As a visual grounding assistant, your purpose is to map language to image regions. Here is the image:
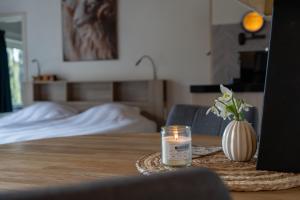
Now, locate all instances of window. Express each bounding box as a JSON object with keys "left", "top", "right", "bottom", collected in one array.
[
  {"left": 0, "top": 15, "right": 25, "bottom": 109},
  {"left": 6, "top": 39, "right": 23, "bottom": 108}
]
